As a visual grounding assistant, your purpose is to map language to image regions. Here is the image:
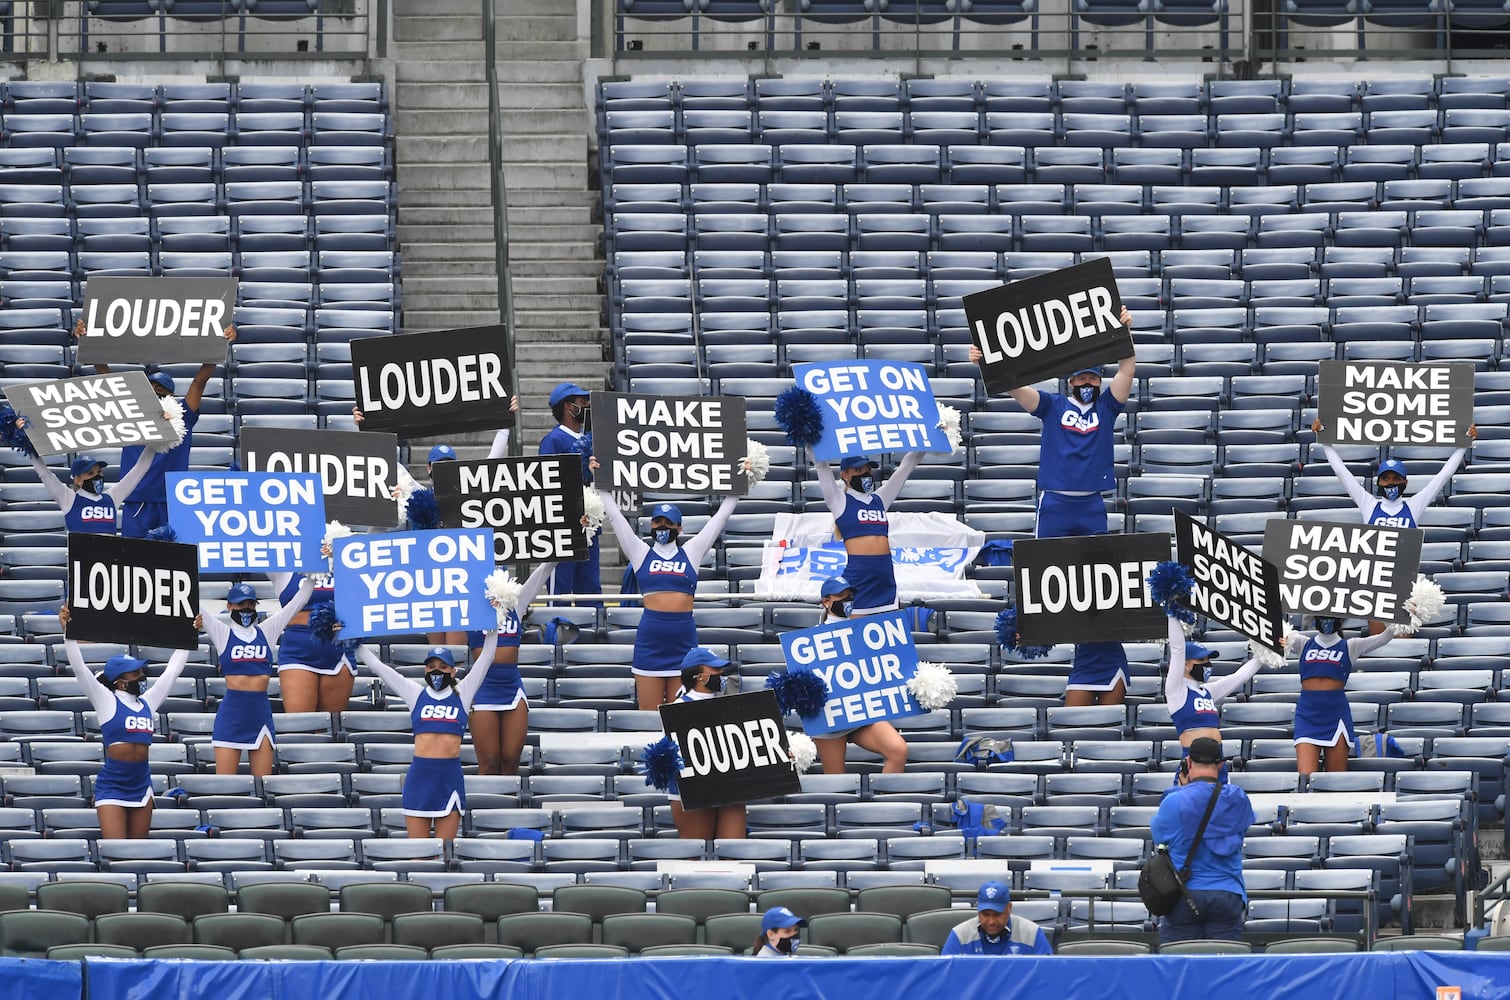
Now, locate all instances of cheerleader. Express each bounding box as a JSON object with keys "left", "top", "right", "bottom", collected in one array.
[
  {"left": 812, "top": 576, "right": 908, "bottom": 774},
  {"left": 810, "top": 451, "right": 922, "bottom": 617},
  {"left": 355, "top": 632, "right": 499, "bottom": 840},
  {"left": 201, "top": 578, "right": 314, "bottom": 776},
  {"left": 667, "top": 647, "right": 746, "bottom": 840},
  {"left": 465, "top": 561, "right": 555, "bottom": 775},
  {"left": 25, "top": 449, "right": 154, "bottom": 535},
  {"left": 59, "top": 607, "right": 194, "bottom": 839},
  {"left": 1293, "top": 616, "right": 1397, "bottom": 776},
  {"left": 269, "top": 572, "right": 355, "bottom": 714},
  {"left": 1312, "top": 419, "right": 1475, "bottom": 529},
  {"left": 1164, "top": 615, "right": 1263, "bottom": 752}
]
